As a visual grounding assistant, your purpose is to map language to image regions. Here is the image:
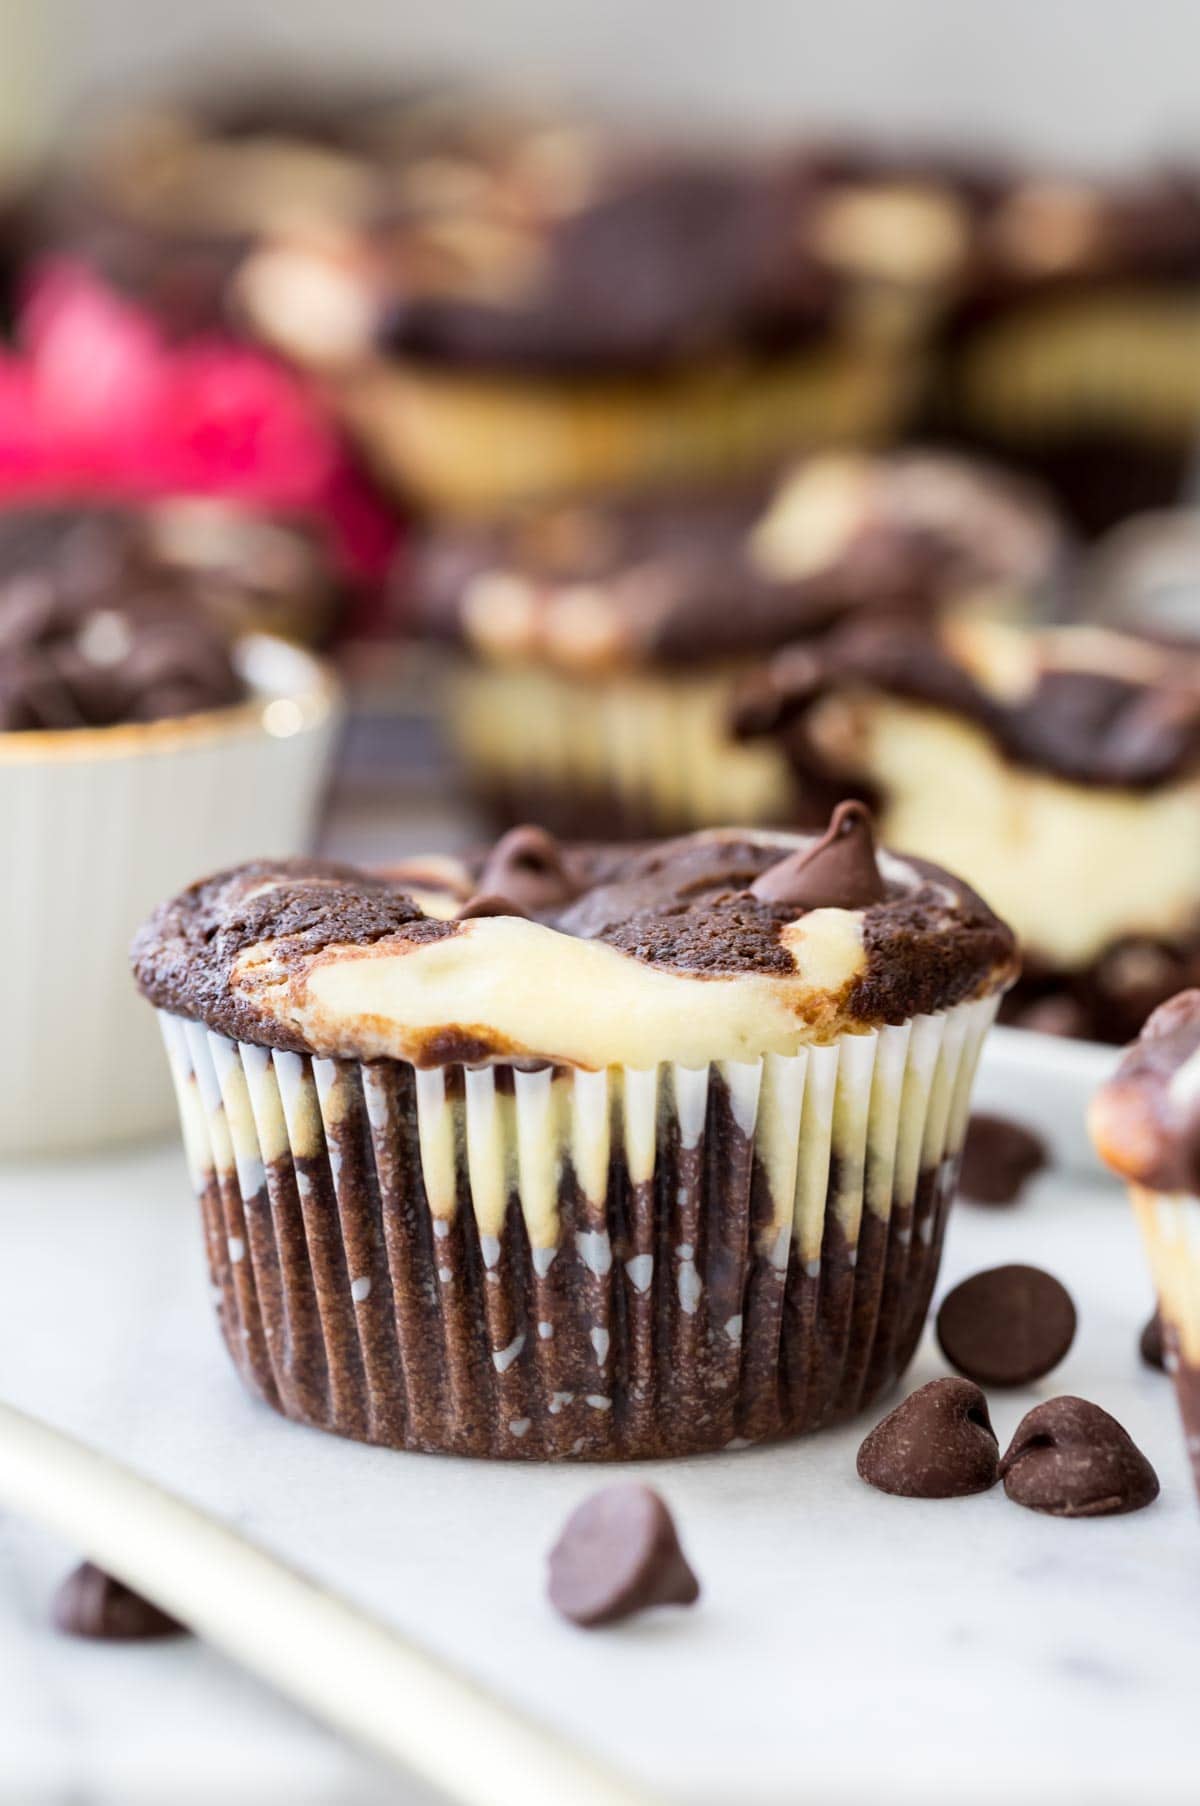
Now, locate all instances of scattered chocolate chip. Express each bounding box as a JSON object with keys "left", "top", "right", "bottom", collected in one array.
[
  {"left": 547, "top": 1485, "right": 700, "bottom": 1627},
  {"left": 455, "top": 892, "right": 531, "bottom": 921},
  {"left": 999, "top": 1396, "right": 1160, "bottom": 1517},
  {"left": 958, "top": 1113, "right": 1047, "bottom": 1205},
  {"left": 52, "top": 1562, "right": 187, "bottom": 1641},
  {"left": 1140, "top": 1307, "right": 1167, "bottom": 1372},
  {"left": 856, "top": 1377, "right": 1000, "bottom": 1498},
  {"left": 937, "top": 1264, "right": 1076, "bottom": 1387},
  {"left": 478, "top": 825, "right": 578, "bottom": 911},
  {"left": 749, "top": 799, "right": 885, "bottom": 910}
]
